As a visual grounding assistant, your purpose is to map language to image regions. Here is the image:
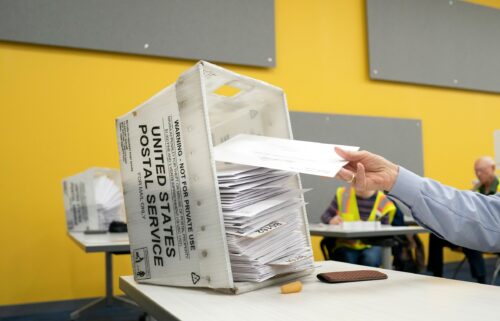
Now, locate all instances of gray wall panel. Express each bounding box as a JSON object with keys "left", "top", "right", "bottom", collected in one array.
[
  {"left": 0, "top": 0, "right": 275, "bottom": 67},
  {"left": 290, "top": 112, "right": 423, "bottom": 223},
  {"left": 366, "top": 0, "right": 500, "bottom": 93}
]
